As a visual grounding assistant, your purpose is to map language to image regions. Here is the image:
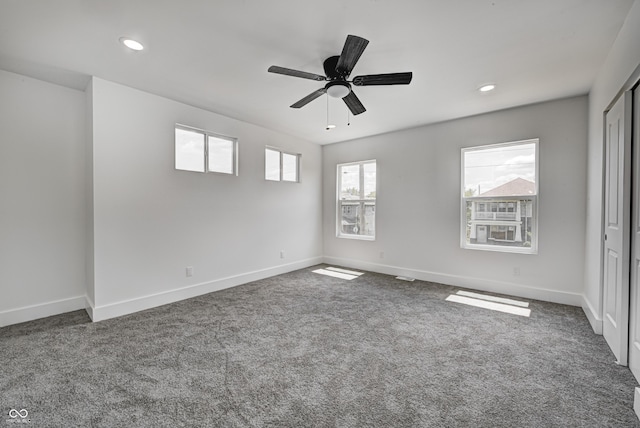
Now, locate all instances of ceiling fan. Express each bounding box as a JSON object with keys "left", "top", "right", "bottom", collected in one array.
[{"left": 268, "top": 35, "right": 412, "bottom": 116}]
